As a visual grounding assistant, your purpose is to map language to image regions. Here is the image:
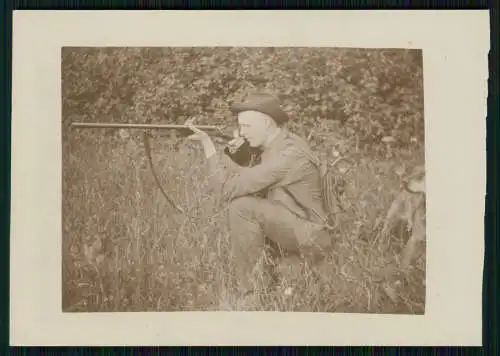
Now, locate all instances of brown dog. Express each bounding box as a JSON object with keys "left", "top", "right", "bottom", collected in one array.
[{"left": 381, "top": 165, "right": 426, "bottom": 269}]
